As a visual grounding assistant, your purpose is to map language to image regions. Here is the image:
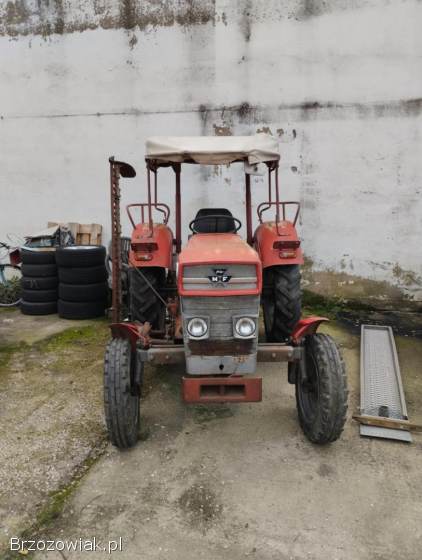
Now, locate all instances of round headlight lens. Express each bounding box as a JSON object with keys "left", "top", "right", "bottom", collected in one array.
[
  {"left": 235, "top": 317, "right": 256, "bottom": 338},
  {"left": 187, "top": 318, "right": 208, "bottom": 338}
]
